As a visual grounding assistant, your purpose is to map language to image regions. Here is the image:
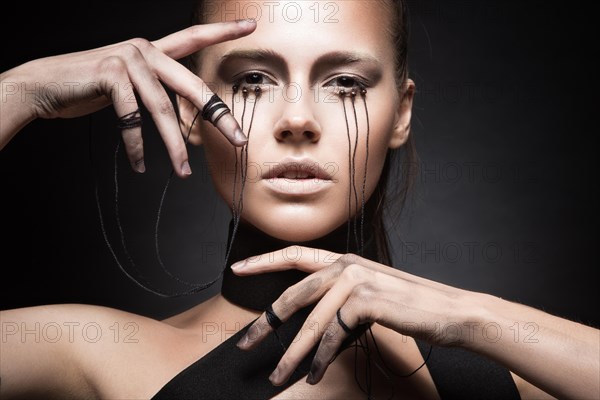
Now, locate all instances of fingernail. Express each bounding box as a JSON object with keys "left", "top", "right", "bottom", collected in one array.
[
  {"left": 306, "top": 371, "right": 316, "bottom": 385},
  {"left": 236, "top": 334, "right": 249, "bottom": 349},
  {"left": 134, "top": 159, "right": 145, "bottom": 173},
  {"left": 231, "top": 259, "right": 246, "bottom": 270},
  {"left": 181, "top": 161, "right": 192, "bottom": 175},
  {"left": 234, "top": 128, "right": 248, "bottom": 145},
  {"left": 269, "top": 367, "right": 281, "bottom": 385},
  {"left": 236, "top": 18, "right": 256, "bottom": 27}
]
